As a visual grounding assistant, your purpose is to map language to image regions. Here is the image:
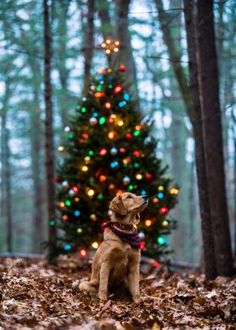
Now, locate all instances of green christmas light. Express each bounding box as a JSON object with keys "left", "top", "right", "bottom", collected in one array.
[
  {"left": 50, "top": 220, "right": 55, "bottom": 227},
  {"left": 133, "top": 130, "right": 141, "bottom": 137},
  {"left": 65, "top": 200, "right": 71, "bottom": 206},
  {"left": 96, "top": 85, "right": 103, "bottom": 91},
  {"left": 81, "top": 106, "right": 87, "bottom": 113},
  {"left": 134, "top": 162, "right": 140, "bottom": 169},
  {"left": 67, "top": 133, "right": 74, "bottom": 140},
  {"left": 128, "top": 184, "right": 134, "bottom": 191},
  {"left": 99, "top": 117, "right": 106, "bottom": 125},
  {"left": 88, "top": 150, "right": 94, "bottom": 156},
  {"left": 108, "top": 84, "right": 113, "bottom": 89},
  {"left": 97, "top": 193, "right": 104, "bottom": 200},
  {"left": 157, "top": 236, "right": 167, "bottom": 245}
]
